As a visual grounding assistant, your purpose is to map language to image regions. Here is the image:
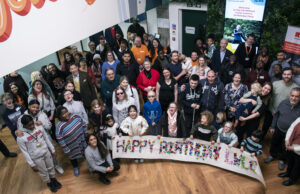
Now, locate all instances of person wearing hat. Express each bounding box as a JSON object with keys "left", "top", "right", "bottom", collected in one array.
[{"left": 127, "top": 17, "right": 145, "bottom": 41}]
